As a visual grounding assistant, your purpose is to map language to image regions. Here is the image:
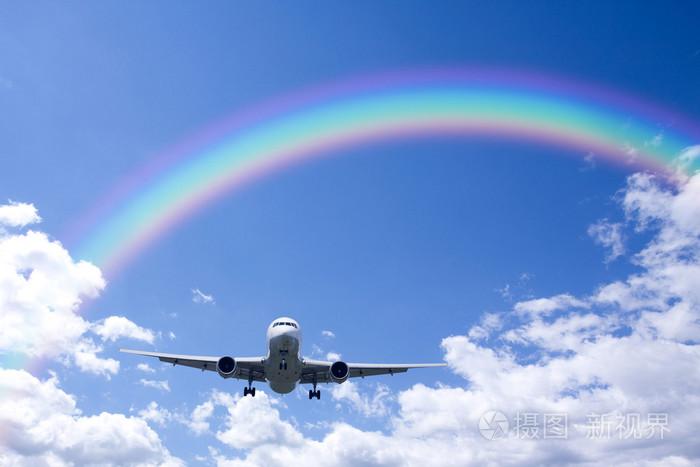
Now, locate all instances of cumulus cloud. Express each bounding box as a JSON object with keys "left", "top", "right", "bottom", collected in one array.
[
  {"left": 0, "top": 203, "right": 183, "bottom": 465},
  {"left": 437, "top": 171, "right": 700, "bottom": 464},
  {"left": 92, "top": 316, "right": 156, "bottom": 344},
  {"left": 514, "top": 293, "right": 589, "bottom": 317},
  {"left": 0, "top": 206, "right": 116, "bottom": 375},
  {"left": 187, "top": 398, "right": 216, "bottom": 435},
  {"left": 0, "top": 202, "right": 163, "bottom": 379},
  {"left": 6, "top": 168, "right": 700, "bottom": 467},
  {"left": 138, "top": 402, "right": 175, "bottom": 427},
  {"left": 199, "top": 170, "right": 700, "bottom": 466},
  {"left": 329, "top": 380, "right": 393, "bottom": 418},
  {"left": 137, "top": 363, "right": 156, "bottom": 373},
  {"left": 0, "top": 200, "right": 41, "bottom": 228},
  {"left": 675, "top": 145, "right": 700, "bottom": 173},
  {"left": 0, "top": 368, "right": 182, "bottom": 466},
  {"left": 588, "top": 218, "right": 626, "bottom": 263},
  {"left": 191, "top": 390, "right": 303, "bottom": 451},
  {"left": 468, "top": 311, "right": 503, "bottom": 340},
  {"left": 72, "top": 339, "right": 120, "bottom": 378},
  {"left": 322, "top": 330, "right": 336, "bottom": 338}
]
